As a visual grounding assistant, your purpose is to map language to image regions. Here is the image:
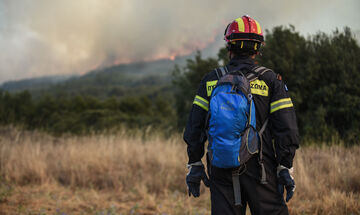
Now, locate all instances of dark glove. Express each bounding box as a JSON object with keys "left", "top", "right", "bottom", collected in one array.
[
  {"left": 186, "top": 161, "right": 210, "bottom": 197},
  {"left": 277, "top": 165, "right": 296, "bottom": 202}
]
